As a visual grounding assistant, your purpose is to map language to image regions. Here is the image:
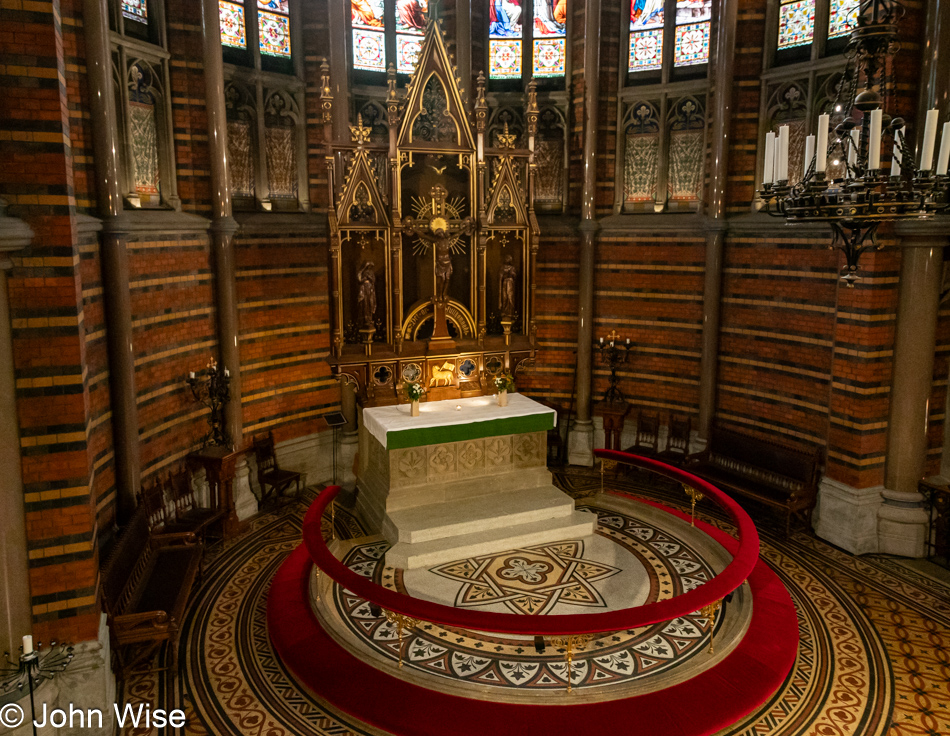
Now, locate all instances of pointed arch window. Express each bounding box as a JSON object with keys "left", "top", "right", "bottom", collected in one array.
[
  {"left": 487, "top": 1, "right": 568, "bottom": 87},
  {"left": 351, "top": 1, "right": 427, "bottom": 76}
]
